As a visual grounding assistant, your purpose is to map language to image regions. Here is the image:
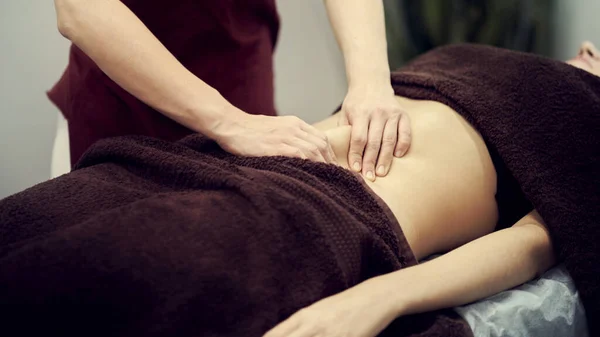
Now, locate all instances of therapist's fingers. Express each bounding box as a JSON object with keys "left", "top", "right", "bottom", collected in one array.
[
  {"left": 337, "top": 109, "right": 350, "bottom": 126},
  {"left": 301, "top": 131, "right": 337, "bottom": 164},
  {"left": 298, "top": 122, "right": 337, "bottom": 164},
  {"left": 287, "top": 136, "right": 328, "bottom": 163},
  {"left": 347, "top": 116, "right": 369, "bottom": 173},
  {"left": 395, "top": 112, "right": 411, "bottom": 157},
  {"left": 278, "top": 144, "right": 308, "bottom": 160},
  {"left": 361, "top": 115, "right": 386, "bottom": 181},
  {"left": 325, "top": 139, "right": 338, "bottom": 165},
  {"left": 376, "top": 116, "right": 400, "bottom": 177}
]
